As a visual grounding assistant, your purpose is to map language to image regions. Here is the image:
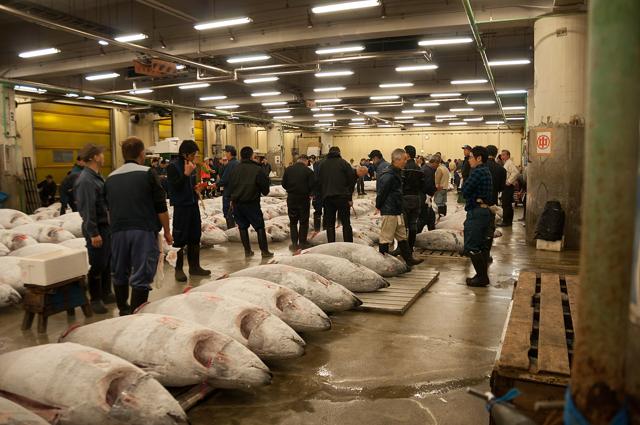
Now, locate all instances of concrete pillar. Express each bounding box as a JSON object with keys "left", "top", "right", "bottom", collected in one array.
[
  {"left": 526, "top": 14, "right": 587, "bottom": 249},
  {"left": 266, "top": 124, "right": 284, "bottom": 176},
  {"left": 320, "top": 132, "right": 333, "bottom": 154},
  {"left": 0, "top": 86, "right": 25, "bottom": 210},
  {"left": 172, "top": 110, "right": 194, "bottom": 141}
]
